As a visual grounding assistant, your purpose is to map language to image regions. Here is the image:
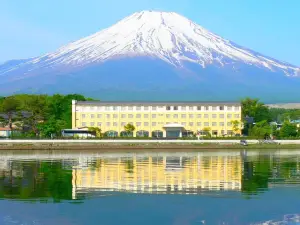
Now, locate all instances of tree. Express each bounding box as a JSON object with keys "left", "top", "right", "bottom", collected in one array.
[
  {"left": 48, "top": 94, "right": 87, "bottom": 129},
  {"left": 280, "top": 121, "right": 298, "bottom": 138},
  {"left": 124, "top": 123, "right": 135, "bottom": 137},
  {"left": 0, "top": 96, "right": 20, "bottom": 129},
  {"left": 202, "top": 127, "right": 211, "bottom": 137},
  {"left": 249, "top": 120, "right": 272, "bottom": 139},
  {"left": 88, "top": 127, "right": 102, "bottom": 138},
  {"left": 231, "top": 120, "right": 241, "bottom": 135},
  {"left": 23, "top": 95, "right": 48, "bottom": 136},
  {"left": 38, "top": 118, "right": 67, "bottom": 138},
  {"left": 241, "top": 98, "right": 271, "bottom": 123}
]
